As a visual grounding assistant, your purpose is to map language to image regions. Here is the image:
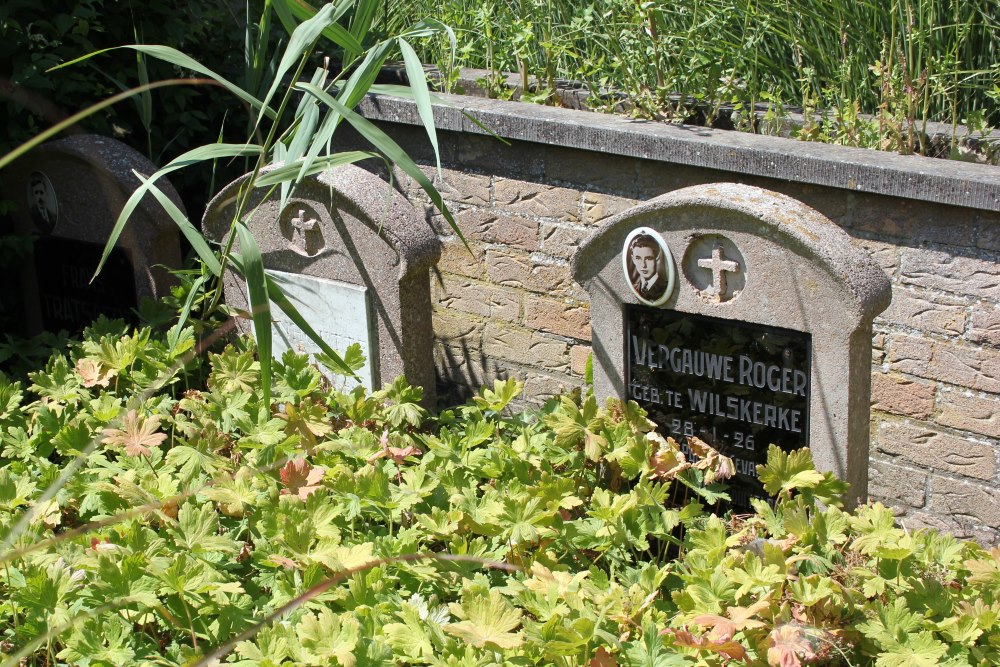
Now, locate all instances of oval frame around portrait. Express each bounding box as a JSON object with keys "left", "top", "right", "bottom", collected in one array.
[
  {"left": 26, "top": 170, "right": 58, "bottom": 234},
  {"left": 622, "top": 226, "right": 675, "bottom": 307}
]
